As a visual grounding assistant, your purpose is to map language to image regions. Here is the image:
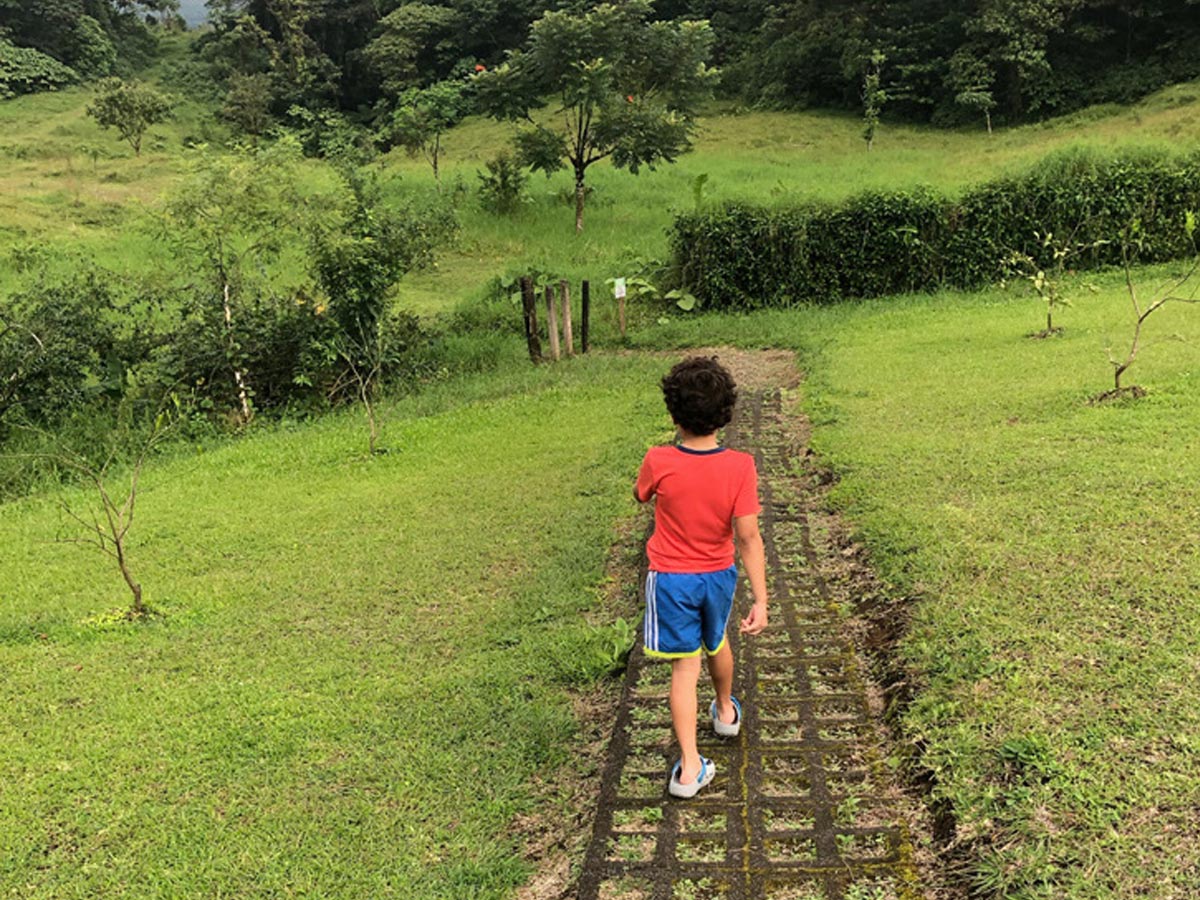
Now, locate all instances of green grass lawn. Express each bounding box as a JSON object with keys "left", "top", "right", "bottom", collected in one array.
[
  {"left": 804, "top": 277, "right": 1200, "bottom": 899},
  {"left": 0, "top": 353, "right": 669, "bottom": 899}
]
